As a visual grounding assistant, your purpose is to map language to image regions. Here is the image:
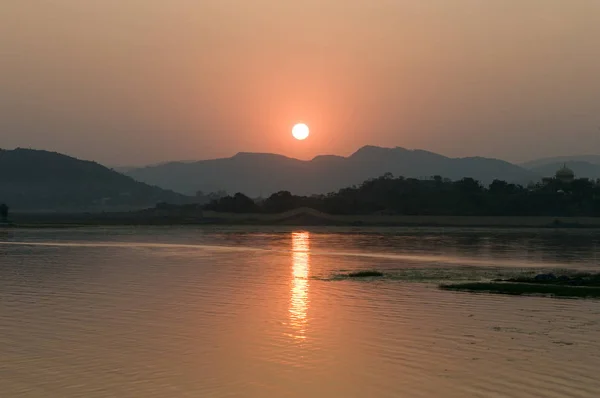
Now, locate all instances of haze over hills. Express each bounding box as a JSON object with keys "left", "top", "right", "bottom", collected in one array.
[
  {"left": 520, "top": 155, "right": 600, "bottom": 181},
  {"left": 125, "top": 146, "right": 541, "bottom": 197},
  {"left": 113, "top": 160, "right": 198, "bottom": 175},
  {"left": 0, "top": 148, "right": 195, "bottom": 211}
]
